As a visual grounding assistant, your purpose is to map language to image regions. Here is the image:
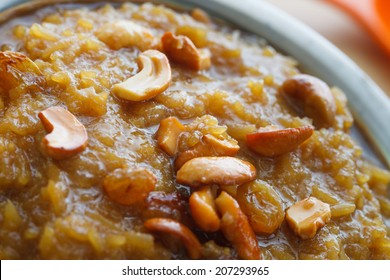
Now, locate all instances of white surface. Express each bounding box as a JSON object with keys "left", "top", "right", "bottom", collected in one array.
[{"left": 2, "top": 260, "right": 389, "bottom": 279}]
